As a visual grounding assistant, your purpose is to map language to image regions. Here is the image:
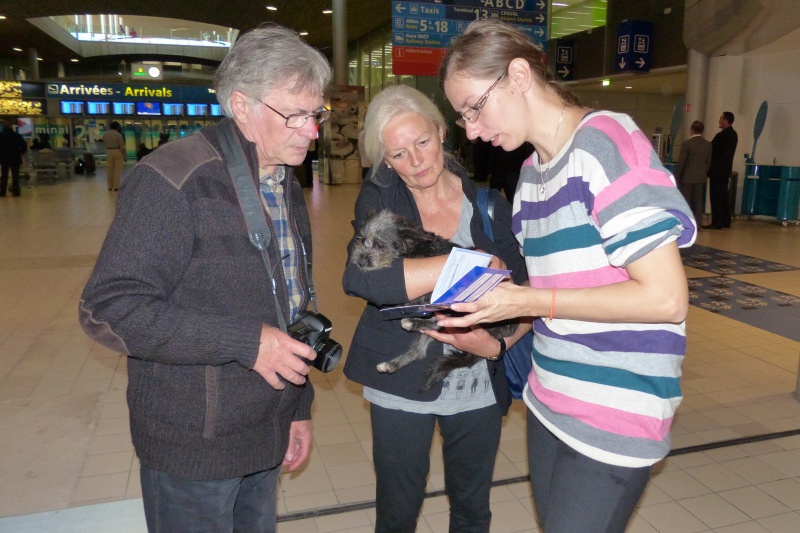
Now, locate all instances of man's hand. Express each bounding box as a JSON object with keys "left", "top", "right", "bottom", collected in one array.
[
  {"left": 283, "top": 420, "right": 312, "bottom": 471},
  {"left": 253, "top": 325, "right": 318, "bottom": 390}
]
